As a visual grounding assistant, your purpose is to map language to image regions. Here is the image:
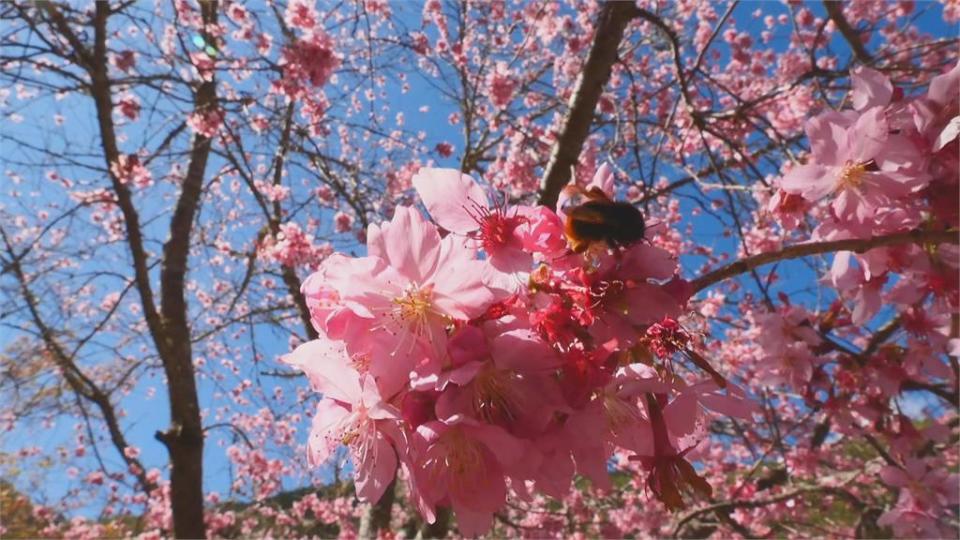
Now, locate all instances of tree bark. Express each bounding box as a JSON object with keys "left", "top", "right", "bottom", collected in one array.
[
  {"left": 358, "top": 479, "right": 397, "bottom": 538},
  {"left": 538, "top": 1, "right": 639, "bottom": 208},
  {"left": 691, "top": 228, "right": 959, "bottom": 293},
  {"left": 39, "top": 2, "right": 219, "bottom": 537},
  {"left": 154, "top": 2, "right": 219, "bottom": 536}
]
